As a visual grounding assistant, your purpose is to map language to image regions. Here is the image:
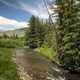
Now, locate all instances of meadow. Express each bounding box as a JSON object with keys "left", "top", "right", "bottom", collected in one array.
[
  {"left": 0, "top": 48, "right": 20, "bottom": 80},
  {"left": 0, "top": 38, "right": 25, "bottom": 48}
]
